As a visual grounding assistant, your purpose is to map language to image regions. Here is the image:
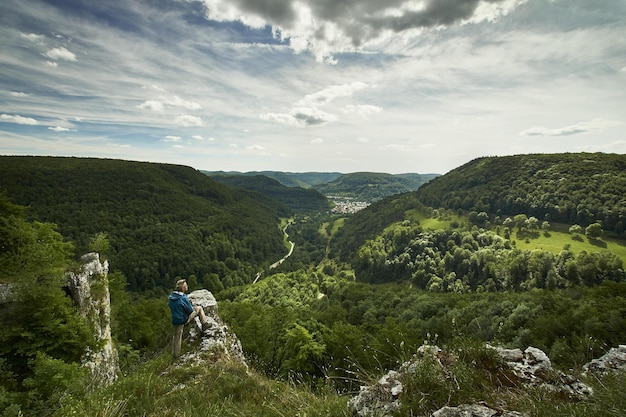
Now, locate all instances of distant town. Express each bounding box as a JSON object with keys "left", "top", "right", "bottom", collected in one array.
[{"left": 328, "top": 196, "right": 371, "bottom": 214}]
